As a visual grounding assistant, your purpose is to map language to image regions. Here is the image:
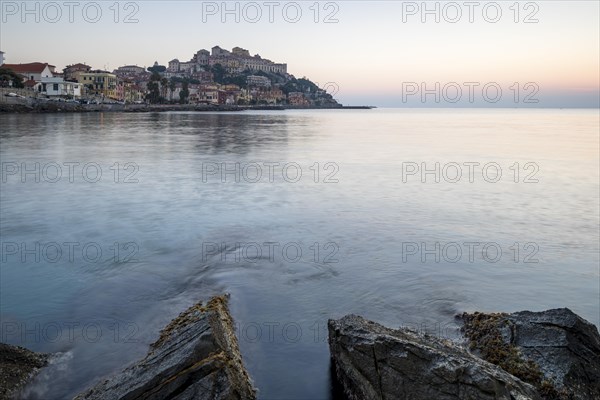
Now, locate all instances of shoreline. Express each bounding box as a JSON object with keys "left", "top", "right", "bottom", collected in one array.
[
  {"left": 0, "top": 102, "right": 375, "bottom": 114},
  {"left": 4, "top": 301, "right": 599, "bottom": 399}
]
